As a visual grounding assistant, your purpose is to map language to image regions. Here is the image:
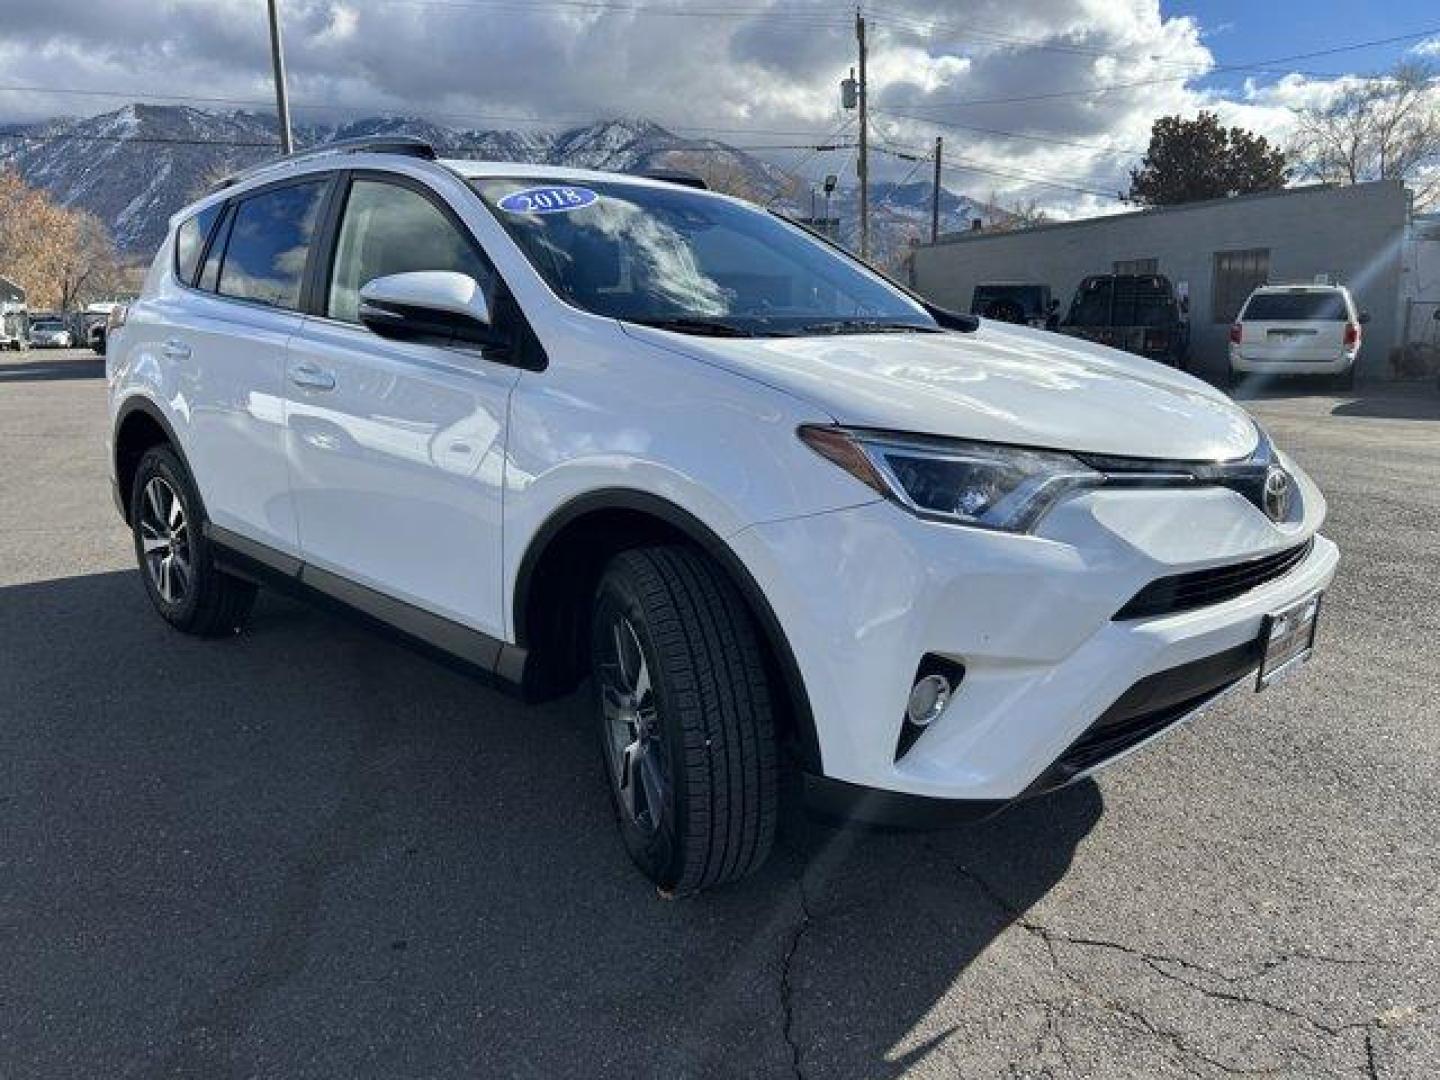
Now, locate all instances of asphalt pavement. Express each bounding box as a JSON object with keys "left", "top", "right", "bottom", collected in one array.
[{"left": 2, "top": 349, "right": 1437, "bottom": 1078}]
